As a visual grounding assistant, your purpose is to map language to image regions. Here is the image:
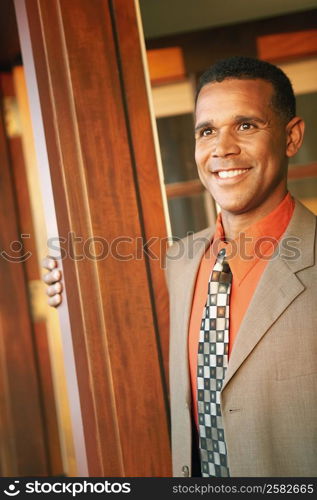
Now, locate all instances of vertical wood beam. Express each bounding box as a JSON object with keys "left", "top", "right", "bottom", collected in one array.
[
  {"left": 0, "top": 87, "right": 48, "bottom": 476},
  {"left": 15, "top": 0, "right": 171, "bottom": 476},
  {"left": 110, "top": 0, "right": 170, "bottom": 405}
]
